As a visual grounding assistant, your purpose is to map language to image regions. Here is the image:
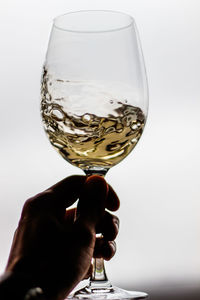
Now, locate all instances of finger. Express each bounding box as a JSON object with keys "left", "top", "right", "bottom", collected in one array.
[
  {"left": 46, "top": 175, "right": 86, "bottom": 208},
  {"left": 21, "top": 176, "right": 86, "bottom": 219},
  {"left": 106, "top": 185, "right": 120, "bottom": 212},
  {"left": 69, "top": 176, "right": 109, "bottom": 262},
  {"left": 77, "top": 175, "right": 109, "bottom": 227},
  {"left": 96, "top": 212, "right": 119, "bottom": 241},
  {"left": 93, "top": 239, "right": 116, "bottom": 261}
]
